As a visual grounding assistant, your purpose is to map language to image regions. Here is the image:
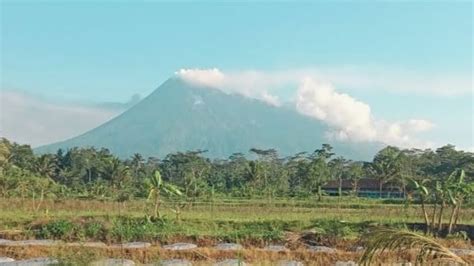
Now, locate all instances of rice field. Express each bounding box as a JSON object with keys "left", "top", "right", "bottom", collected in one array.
[{"left": 0, "top": 197, "right": 473, "bottom": 265}]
